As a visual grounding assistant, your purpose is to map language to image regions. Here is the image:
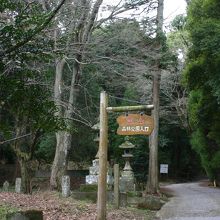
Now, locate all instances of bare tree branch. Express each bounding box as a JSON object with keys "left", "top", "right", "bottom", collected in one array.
[{"left": 0, "top": 133, "right": 32, "bottom": 145}]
